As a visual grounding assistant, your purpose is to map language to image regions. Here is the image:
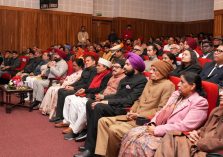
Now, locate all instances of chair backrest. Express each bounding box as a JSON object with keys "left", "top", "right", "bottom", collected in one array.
[
  {"left": 169, "top": 76, "right": 180, "bottom": 90},
  {"left": 169, "top": 76, "right": 219, "bottom": 116},
  {"left": 142, "top": 71, "right": 151, "bottom": 78},
  {"left": 198, "top": 58, "right": 212, "bottom": 68},
  {"left": 202, "top": 81, "right": 219, "bottom": 116},
  {"left": 15, "top": 56, "right": 29, "bottom": 71}
]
